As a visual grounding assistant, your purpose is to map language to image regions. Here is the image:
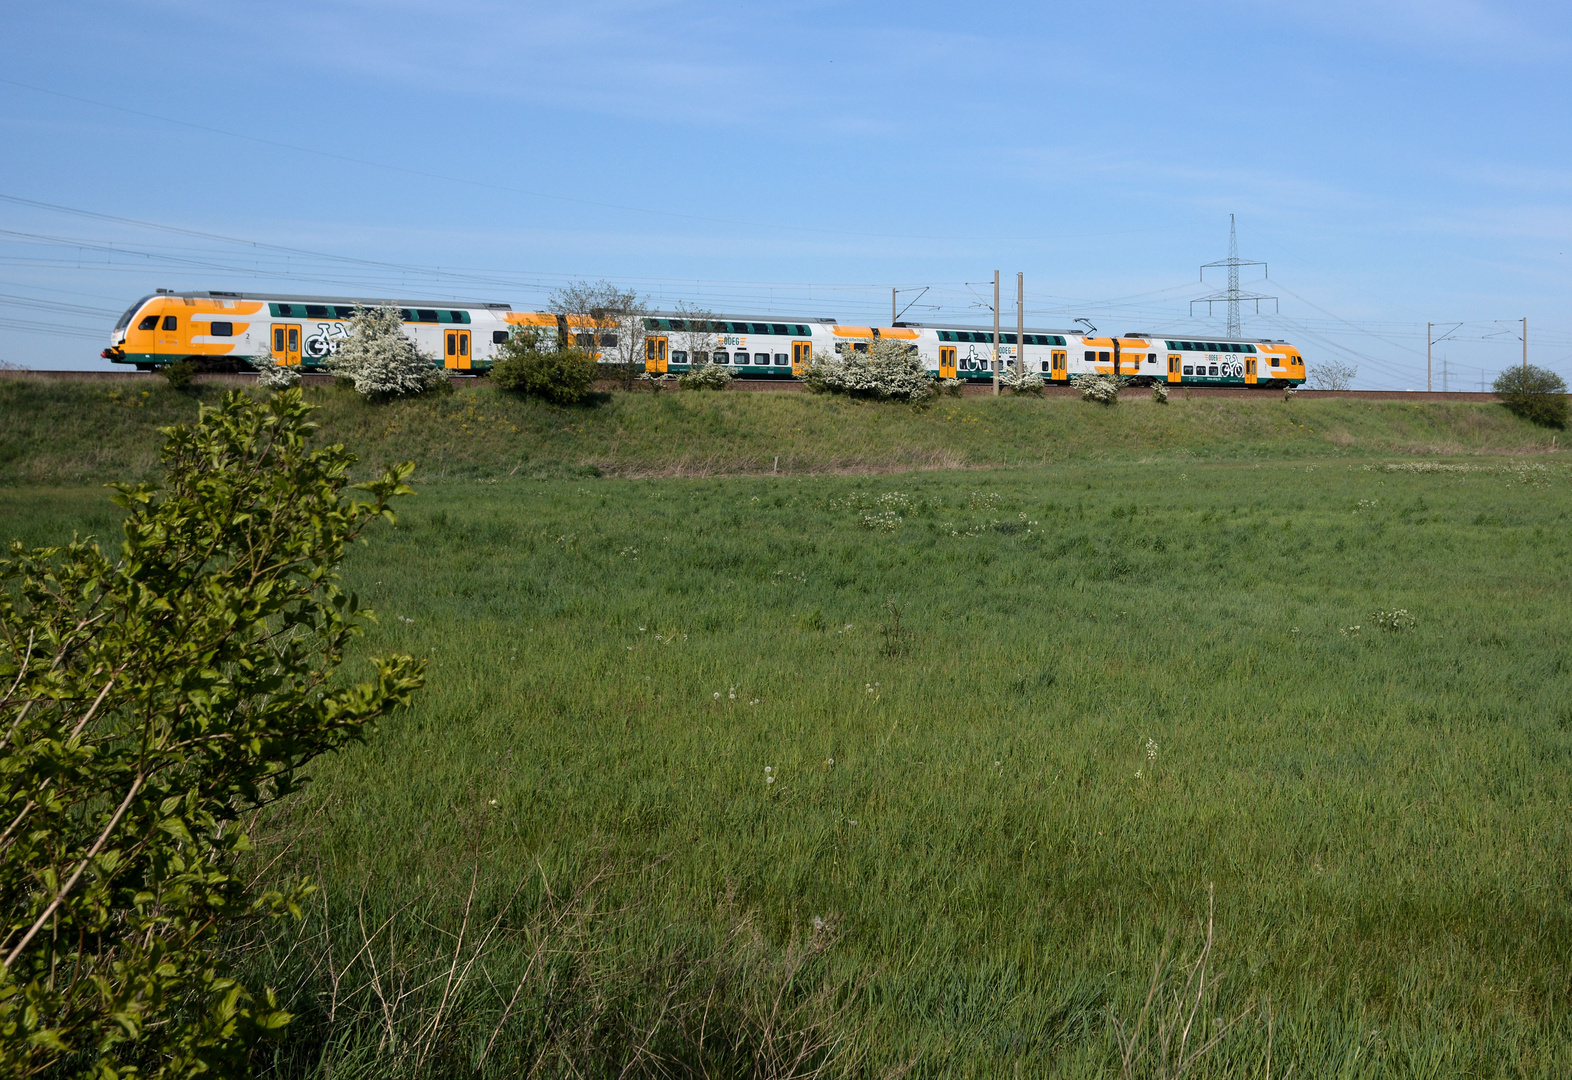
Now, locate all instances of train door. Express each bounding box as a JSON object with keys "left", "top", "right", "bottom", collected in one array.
[
  {"left": 645, "top": 335, "right": 668, "bottom": 373},
  {"left": 1052, "top": 350, "right": 1067, "bottom": 381},
  {"left": 1167, "top": 354, "right": 1181, "bottom": 384},
  {"left": 940, "top": 346, "right": 957, "bottom": 379},
  {"left": 1245, "top": 356, "right": 1257, "bottom": 386},
  {"left": 444, "top": 328, "right": 471, "bottom": 370},
  {"left": 271, "top": 323, "right": 302, "bottom": 366},
  {"left": 791, "top": 340, "right": 812, "bottom": 376}
]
